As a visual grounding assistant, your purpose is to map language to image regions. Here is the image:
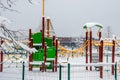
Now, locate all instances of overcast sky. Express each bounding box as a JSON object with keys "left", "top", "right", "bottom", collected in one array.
[{"left": 1, "top": 0, "right": 120, "bottom": 37}]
